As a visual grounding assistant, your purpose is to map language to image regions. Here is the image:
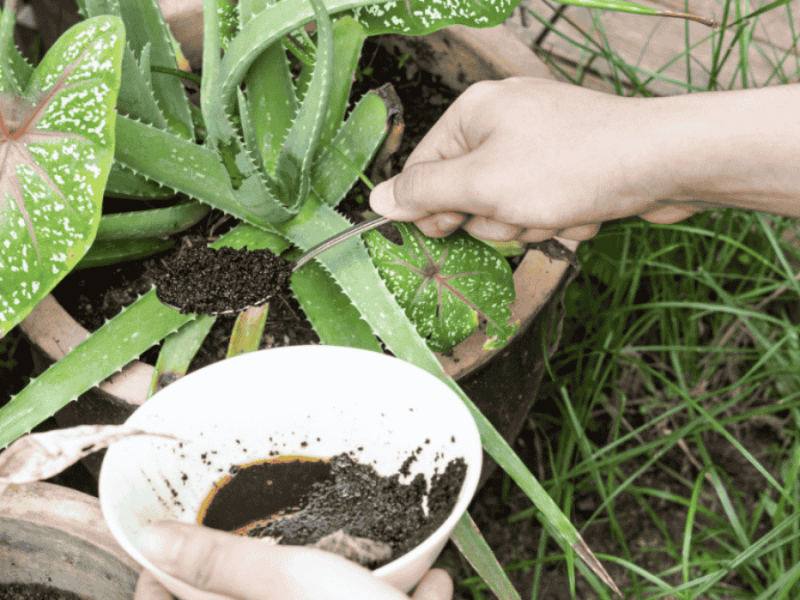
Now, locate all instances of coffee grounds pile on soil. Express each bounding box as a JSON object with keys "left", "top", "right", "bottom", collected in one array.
[
  {"left": 151, "top": 245, "right": 292, "bottom": 315},
  {"left": 0, "top": 583, "right": 85, "bottom": 600},
  {"left": 206, "top": 453, "right": 466, "bottom": 569}
]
